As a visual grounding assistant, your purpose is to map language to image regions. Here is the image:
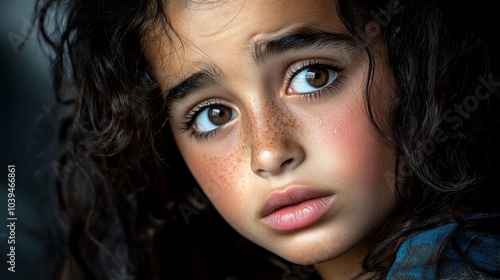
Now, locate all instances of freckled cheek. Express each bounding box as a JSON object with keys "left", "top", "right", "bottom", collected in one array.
[{"left": 181, "top": 148, "right": 249, "bottom": 216}]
